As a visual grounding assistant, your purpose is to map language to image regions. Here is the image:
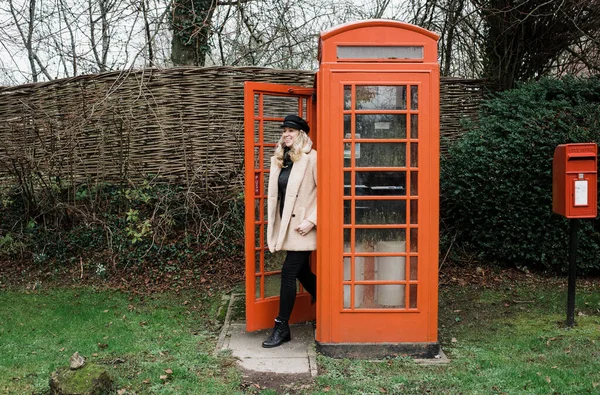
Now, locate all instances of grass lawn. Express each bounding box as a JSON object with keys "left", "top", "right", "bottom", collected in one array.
[
  {"left": 1, "top": 268, "right": 599, "bottom": 394},
  {"left": 0, "top": 286, "right": 241, "bottom": 394}
]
